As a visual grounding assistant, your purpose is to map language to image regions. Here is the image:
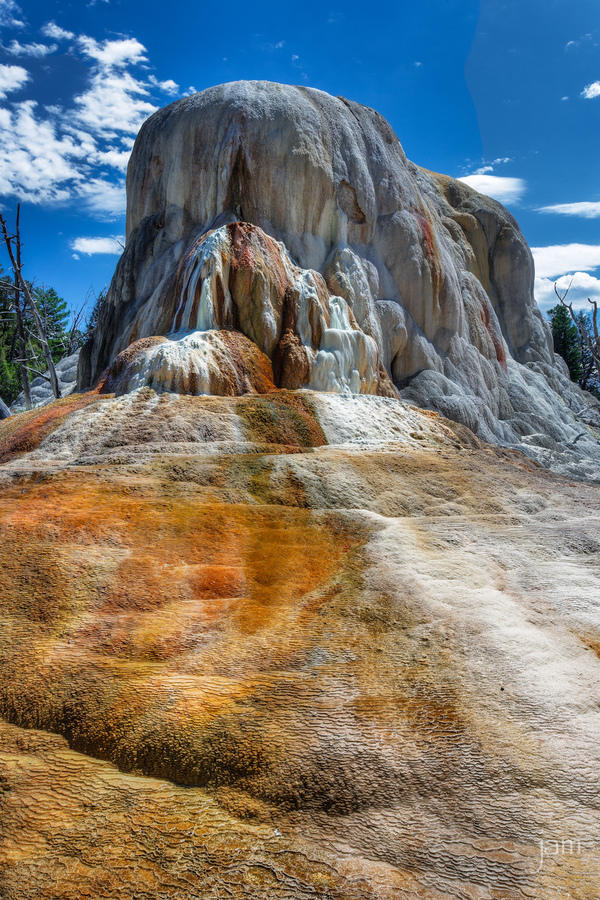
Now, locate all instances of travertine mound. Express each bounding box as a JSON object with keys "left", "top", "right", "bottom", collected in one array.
[{"left": 78, "top": 80, "right": 600, "bottom": 476}]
